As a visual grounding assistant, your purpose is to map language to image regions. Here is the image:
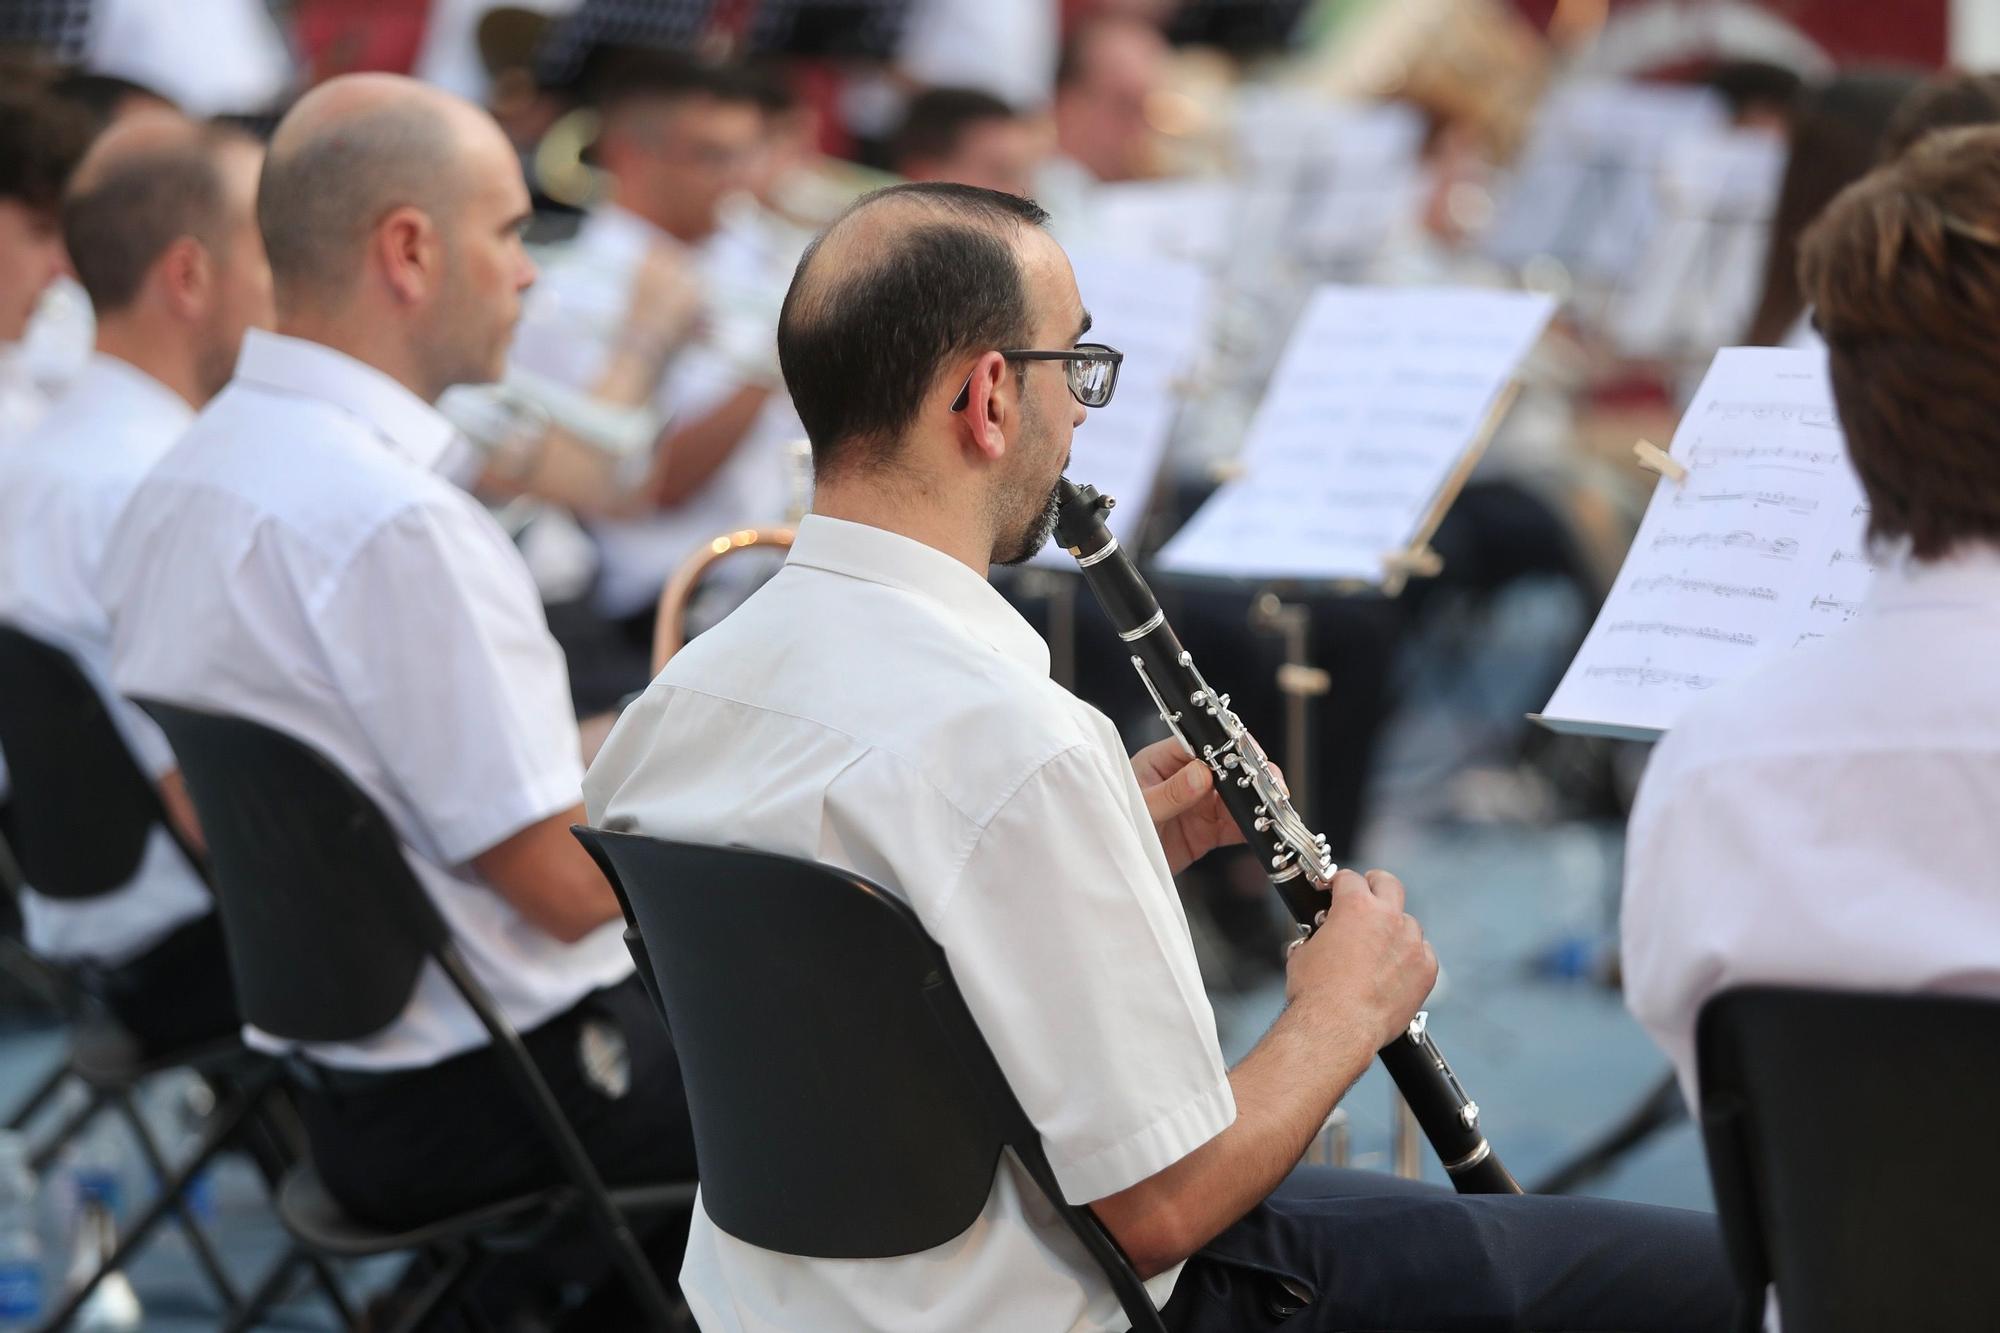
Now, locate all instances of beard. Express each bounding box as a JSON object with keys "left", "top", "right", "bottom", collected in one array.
[{"left": 994, "top": 475, "right": 1065, "bottom": 566}]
